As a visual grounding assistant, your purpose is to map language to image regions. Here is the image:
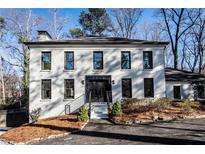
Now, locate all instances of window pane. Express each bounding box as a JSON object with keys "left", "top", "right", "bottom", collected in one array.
[
  {"left": 64, "top": 79, "right": 74, "bottom": 99},
  {"left": 143, "top": 51, "right": 153, "bottom": 69},
  {"left": 144, "top": 78, "right": 154, "bottom": 97},
  {"left": 122, "top": 79, "right": 132, "bottom": 98},
  {"left": 42, "top": 79, "right": 51, "bottom": 99},
  {"left": 121, "top": 51, "right": 131, "bottom": 69},
  {"left": 173, "top": 86, "right": 181, "bottom": 99},
  {"left": 42, "top": 52, "right": 51, "bottom": 70},
  {"left": 65, "top": 52, "right": 74, "bottom": 70},
  {"left": 93, "top": 51, "right": 103, "bottom": 69}
]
